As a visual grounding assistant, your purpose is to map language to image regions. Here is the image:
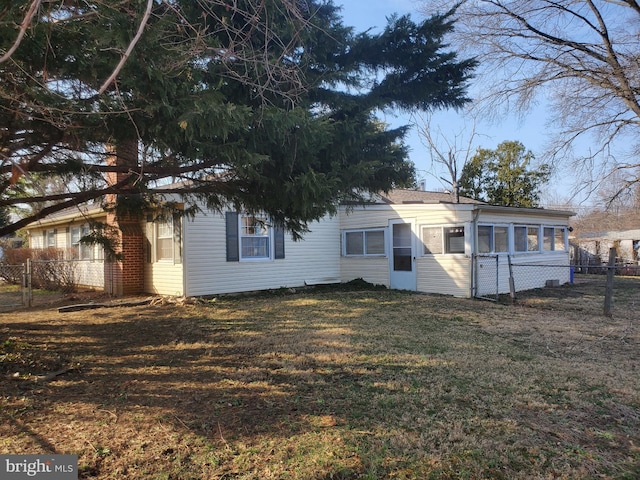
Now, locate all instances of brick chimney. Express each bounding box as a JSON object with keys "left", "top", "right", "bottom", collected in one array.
[{"left": 104, "top": 139, "right": 144, "bottom": 296}]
